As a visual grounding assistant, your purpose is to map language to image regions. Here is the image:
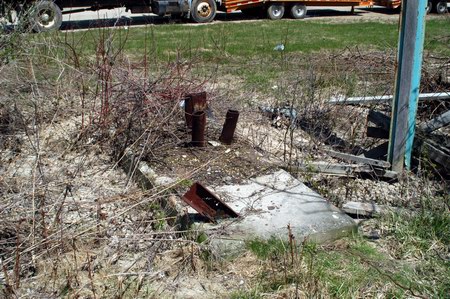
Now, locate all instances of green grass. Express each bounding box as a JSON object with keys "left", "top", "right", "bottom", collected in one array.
[
  {"left": 242, "top": 231, "right": 449, "bottom": 298},
  {"left": 388, "top": 209, "right": 450, "bottom": 254},
  {"left": 34, "top": 17, "right": 446, "bottom": 95},
  {"left": 246, "top": 237, "right": 288, "bottom": 260},
  {"left": 230, "top": 289, "right": 263, "bottom": 299},
  {"left": 50, "top": 18, "right": 450, "bottom": 61},
  {"left": 244, "top": 197, "right": 450, "bottom": 298},
  {"left": 10, "top": 18, "right": 445, "bottom": 96},
  {"left": 381, "top": 196, "right": 450, "bottom": 265},
  {"left": 312, "top": 240, "right": 393, "bottom": 297}
]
